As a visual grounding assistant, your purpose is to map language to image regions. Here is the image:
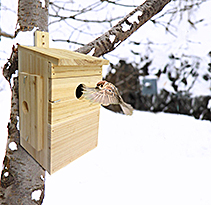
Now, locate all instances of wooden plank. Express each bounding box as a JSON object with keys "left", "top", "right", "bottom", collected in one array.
[
  {"left": 30, "top": 75, "right": 36, "bottom": 148},
  {"left": 50, "top": 109, "right": 100, "bottom": 174},
  {"left": 29, "top": 75, "right": 43, "bottom": 151},
  {"left": 50, "top": 66, "right": 102, "bottom": 78},
  {"left": 50, "top": 48, "right": 109, "bottom": 66},
  {"left": 34, "top": 31, "right": 49, "bottom": 48},
  {"left": 19, "top": 72, "right": 44, "bottom": 151},
  {"left": 50, "top": 109, "right": 100, "bottom": 148},
  {"left": 36, "top": 75, "right": 44, "bottom": 150},
  {"left": 51, "top": 120, "right": 99, "bottom": 150},
  {"left": 49, "top": 99, "right": 100, "bottom": 124},
  {"left": 58, "top": 58, "right": 108, "bottom": 66},
  {"left": 18, "top": 48, "right": 28, "bottom": 73},
  {"left": 19, "top": 73, "right": 31, "bottom": 144},
  {"left": 40, "top": 58, "right": 50, "bottom": 170},
  {"left": 18, "top": 45, "right": 59, "bottom": 70},
  {"left": 50, "top": 75, "right": 101, "bottom": 101},
  {"left": 50, "top": 108, "right": 100, "bottom": 142},
  {"left": 18, "top": 45, "right": 109, "bottom": 66},
  {"left": 35, "top": 56, "right": 41, "bottom": 76},
  {"left": 51, "top": 130, "right": 97, "bottom": 174},
  {"left": 29, "top": 53, "right": 33, "bottom": 73}
]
